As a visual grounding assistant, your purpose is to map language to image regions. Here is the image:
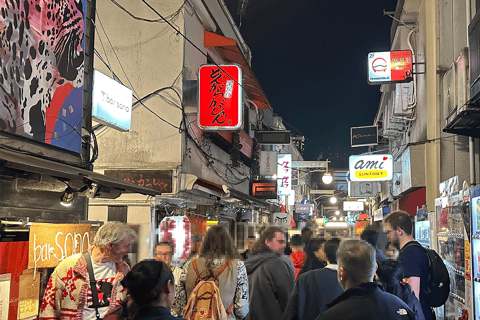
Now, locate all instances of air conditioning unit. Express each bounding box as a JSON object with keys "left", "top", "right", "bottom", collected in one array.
[
  {"left": 383, "top": 97, "right": 407, "bottom": 139},
  {"left": 442, "top": 49, "right": 469, "bottom": 125},
  {"left": 393, "top": 82, "right": 414, "bottom": 116},
  {"left": 442, "top": 61, "right": 457, "bottom": 123}
]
